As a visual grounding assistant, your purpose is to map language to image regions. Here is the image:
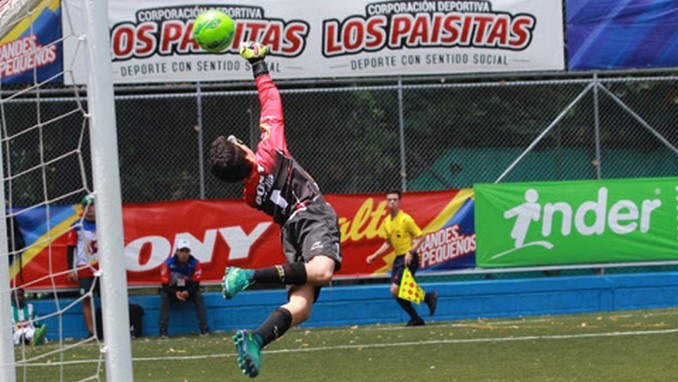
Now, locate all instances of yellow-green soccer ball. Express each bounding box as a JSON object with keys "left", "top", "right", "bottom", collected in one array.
[{"left": 192, "top": 10, "right": 235, "bottom": 53}]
